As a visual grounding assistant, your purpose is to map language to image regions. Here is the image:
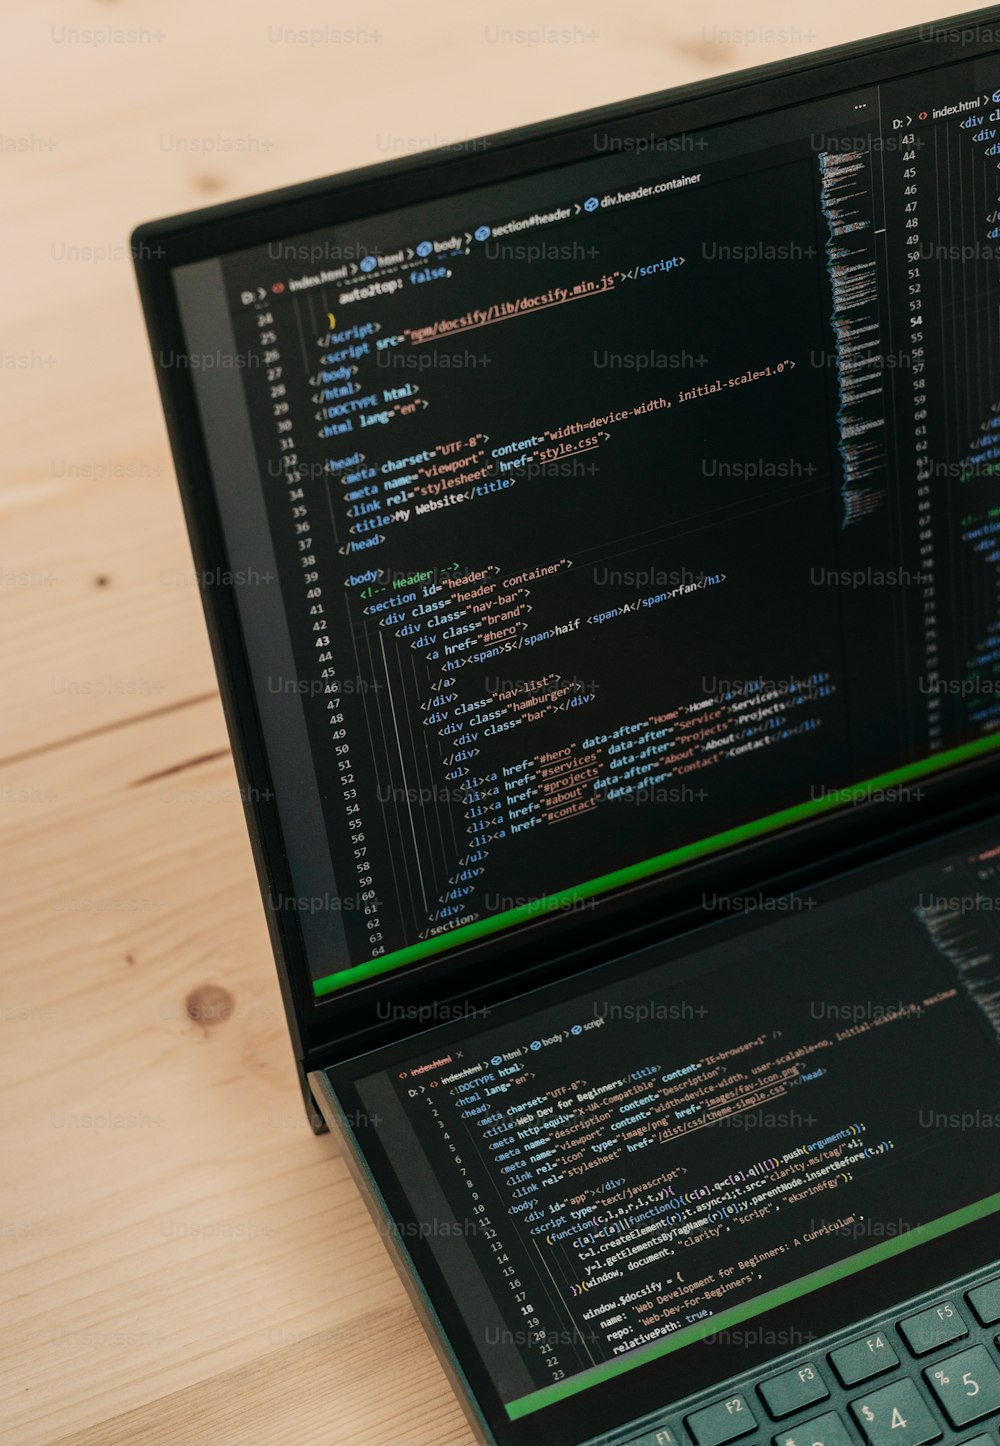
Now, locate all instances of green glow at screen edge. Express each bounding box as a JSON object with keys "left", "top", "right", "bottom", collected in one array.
[
  {"left": 312, "top": 731, "right": 1000, "bottom": 997},
  {"left": 504, "top": 1188, "right": 1000, "bottom": 1418}
]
